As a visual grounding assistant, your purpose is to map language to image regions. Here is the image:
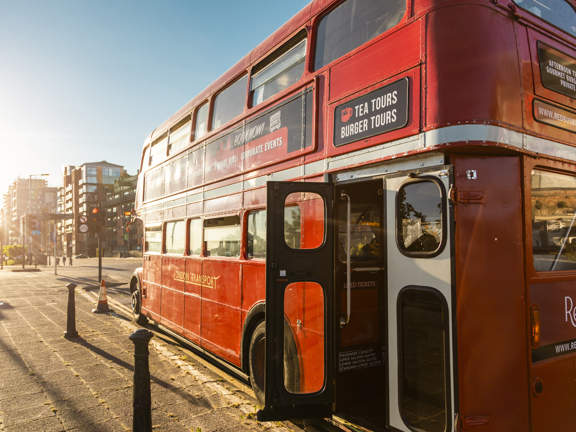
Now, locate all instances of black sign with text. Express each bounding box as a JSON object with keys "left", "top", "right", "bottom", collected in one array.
[
  {"left": 538, "top": 42, "right": 576, "bottom": 99},
  {"left": 334, "top": 78, "right": 409, "bottom": 147}
]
